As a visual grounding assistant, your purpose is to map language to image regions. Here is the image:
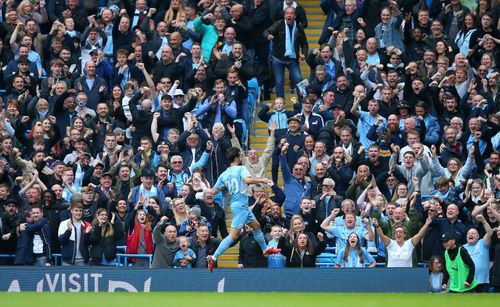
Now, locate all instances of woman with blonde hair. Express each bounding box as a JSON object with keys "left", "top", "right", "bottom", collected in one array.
[
  {"left": 391, "top": 183, "right": 409, "bottom": 203},
  {"left": 431, "top": 145, "right": 475, "bottom": 186},
  {"left": 164, "top": 0, "right": 185, "bottom": 33},
  {"left": 171, "top": 198, "right": 190, "bottom": 228},
  {"left": 17, "top": 0, "right": 48, "bottom": 24}
]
